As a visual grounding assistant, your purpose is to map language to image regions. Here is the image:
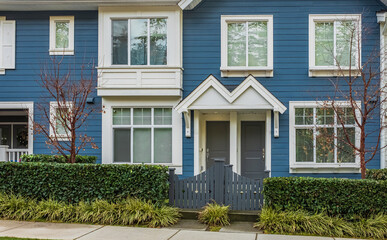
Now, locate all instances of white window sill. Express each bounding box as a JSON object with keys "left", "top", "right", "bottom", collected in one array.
[
  {"left": 49, "top": 49, "right": 74, "bottom": 56},
  {"left": 290, "top": 164, "right": 360, "bottom": 173},
  {"left": 309, "top": 67, "right": 360, "bottom": 77},
  {"left": 50, "top": 135, "right": 71, "bottom": 142},
  {"left": 220, "top": 67, "right": 273, "bottom": 78}
]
